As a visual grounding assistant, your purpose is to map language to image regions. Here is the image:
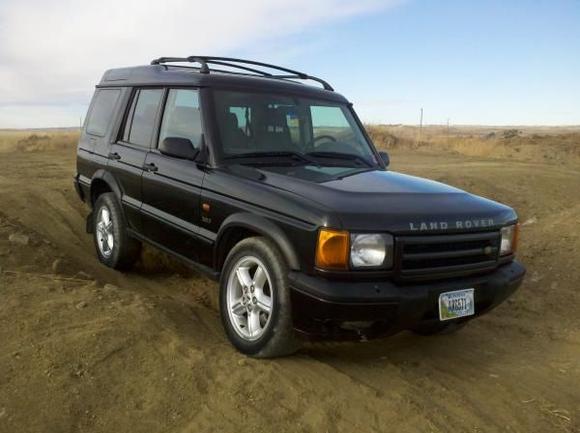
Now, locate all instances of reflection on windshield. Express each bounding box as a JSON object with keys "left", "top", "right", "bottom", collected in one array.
[
  {"left": 213, "top": 90, "right": 377, "bottom": 167},
  {"left": 258, "top": 164, "right": 373, "bottom": 183}
]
